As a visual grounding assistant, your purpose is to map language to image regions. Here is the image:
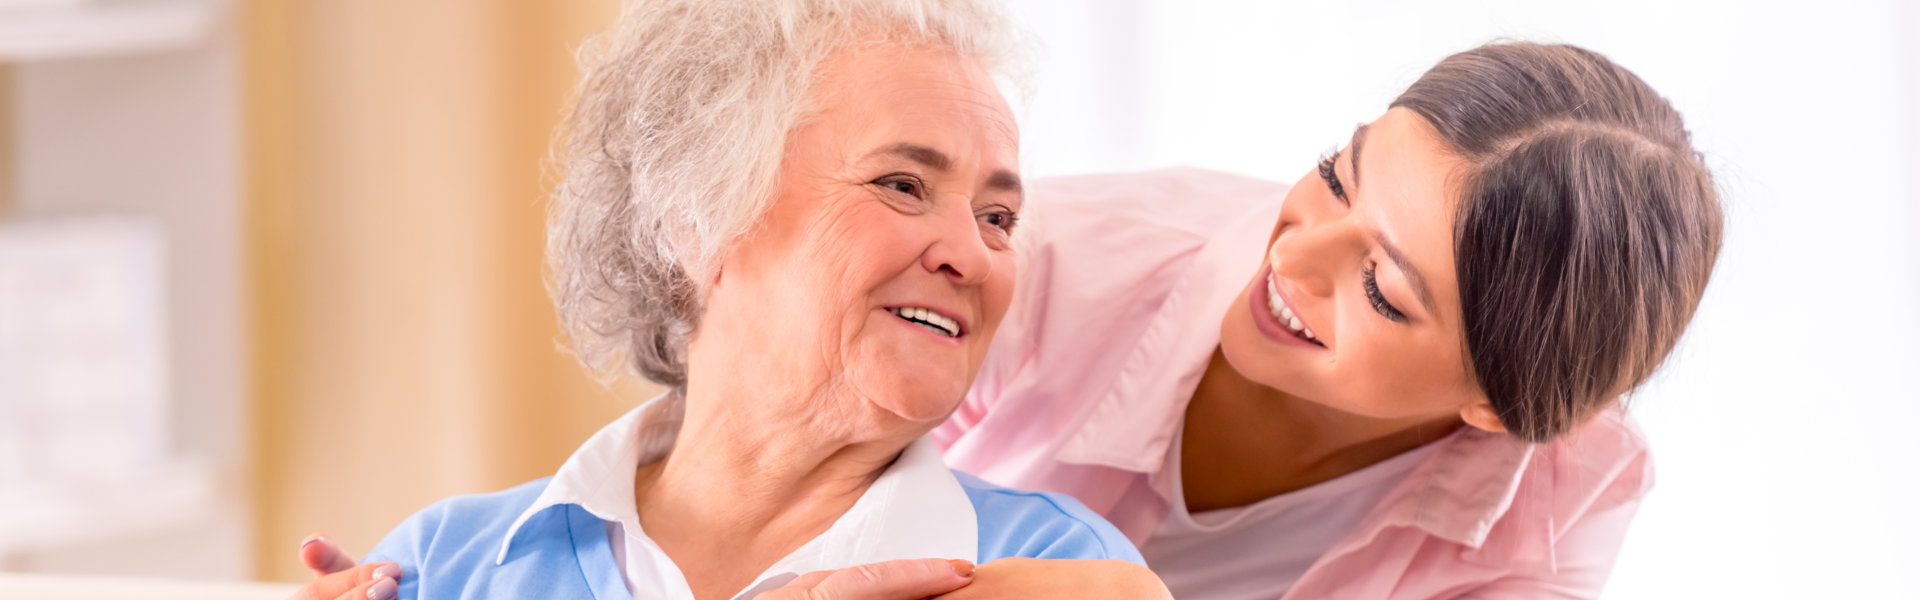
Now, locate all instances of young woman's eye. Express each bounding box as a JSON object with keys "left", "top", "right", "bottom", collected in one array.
[
  {"left": 875, "top": 174, "right": 925, "bottom": 199},
  {"left": 978, "top": 209, "right": 1019, "bottom": 233},
  {"left": 1362, "top": 262, "right": 1407, "bottom": 323},
  {"left": 1317, "top": 150, "right": 1349, "bottom": 204}
]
